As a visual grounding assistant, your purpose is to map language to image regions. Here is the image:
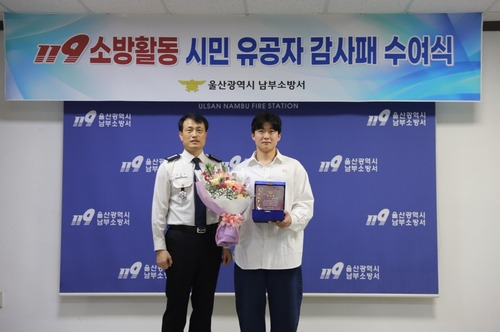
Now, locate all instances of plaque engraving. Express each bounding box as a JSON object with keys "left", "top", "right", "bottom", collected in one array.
[
  {"left": 255, "top": 183, "right": 285, "bottom": 210},
  {"left": 252, "top": 181, "right": 286, "bottom": 222}
]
